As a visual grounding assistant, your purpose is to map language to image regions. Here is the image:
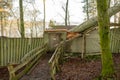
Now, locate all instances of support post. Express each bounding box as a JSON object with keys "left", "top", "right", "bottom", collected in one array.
[
  {"left": 7, "top": 65, "right": 16, "bottom": 80},
  {"left": 81, "top": 34, "right": 86, "bottom": 59}
]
